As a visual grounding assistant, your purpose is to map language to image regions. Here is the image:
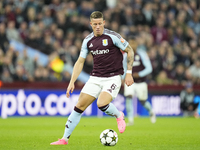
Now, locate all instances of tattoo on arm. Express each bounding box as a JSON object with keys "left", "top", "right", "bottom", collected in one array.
[{"left": 125, "top": 44, "right": 134, "bottom": 70}]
